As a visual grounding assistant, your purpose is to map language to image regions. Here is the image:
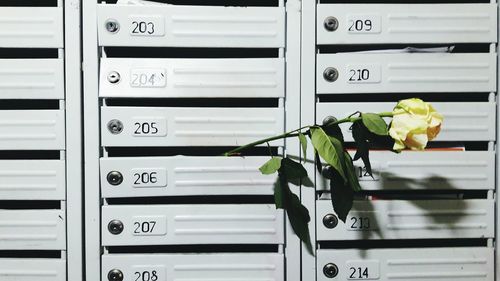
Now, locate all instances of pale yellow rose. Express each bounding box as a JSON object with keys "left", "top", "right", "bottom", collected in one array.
[{"left": 389, "top": 98, "right": 443, "bottom": 151}]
